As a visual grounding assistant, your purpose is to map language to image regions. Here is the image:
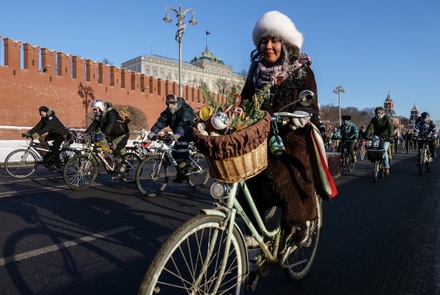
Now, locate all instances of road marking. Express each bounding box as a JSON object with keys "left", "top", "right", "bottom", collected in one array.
[{"left": 0, "top": 226, "right": 134, "bottom": 266}]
